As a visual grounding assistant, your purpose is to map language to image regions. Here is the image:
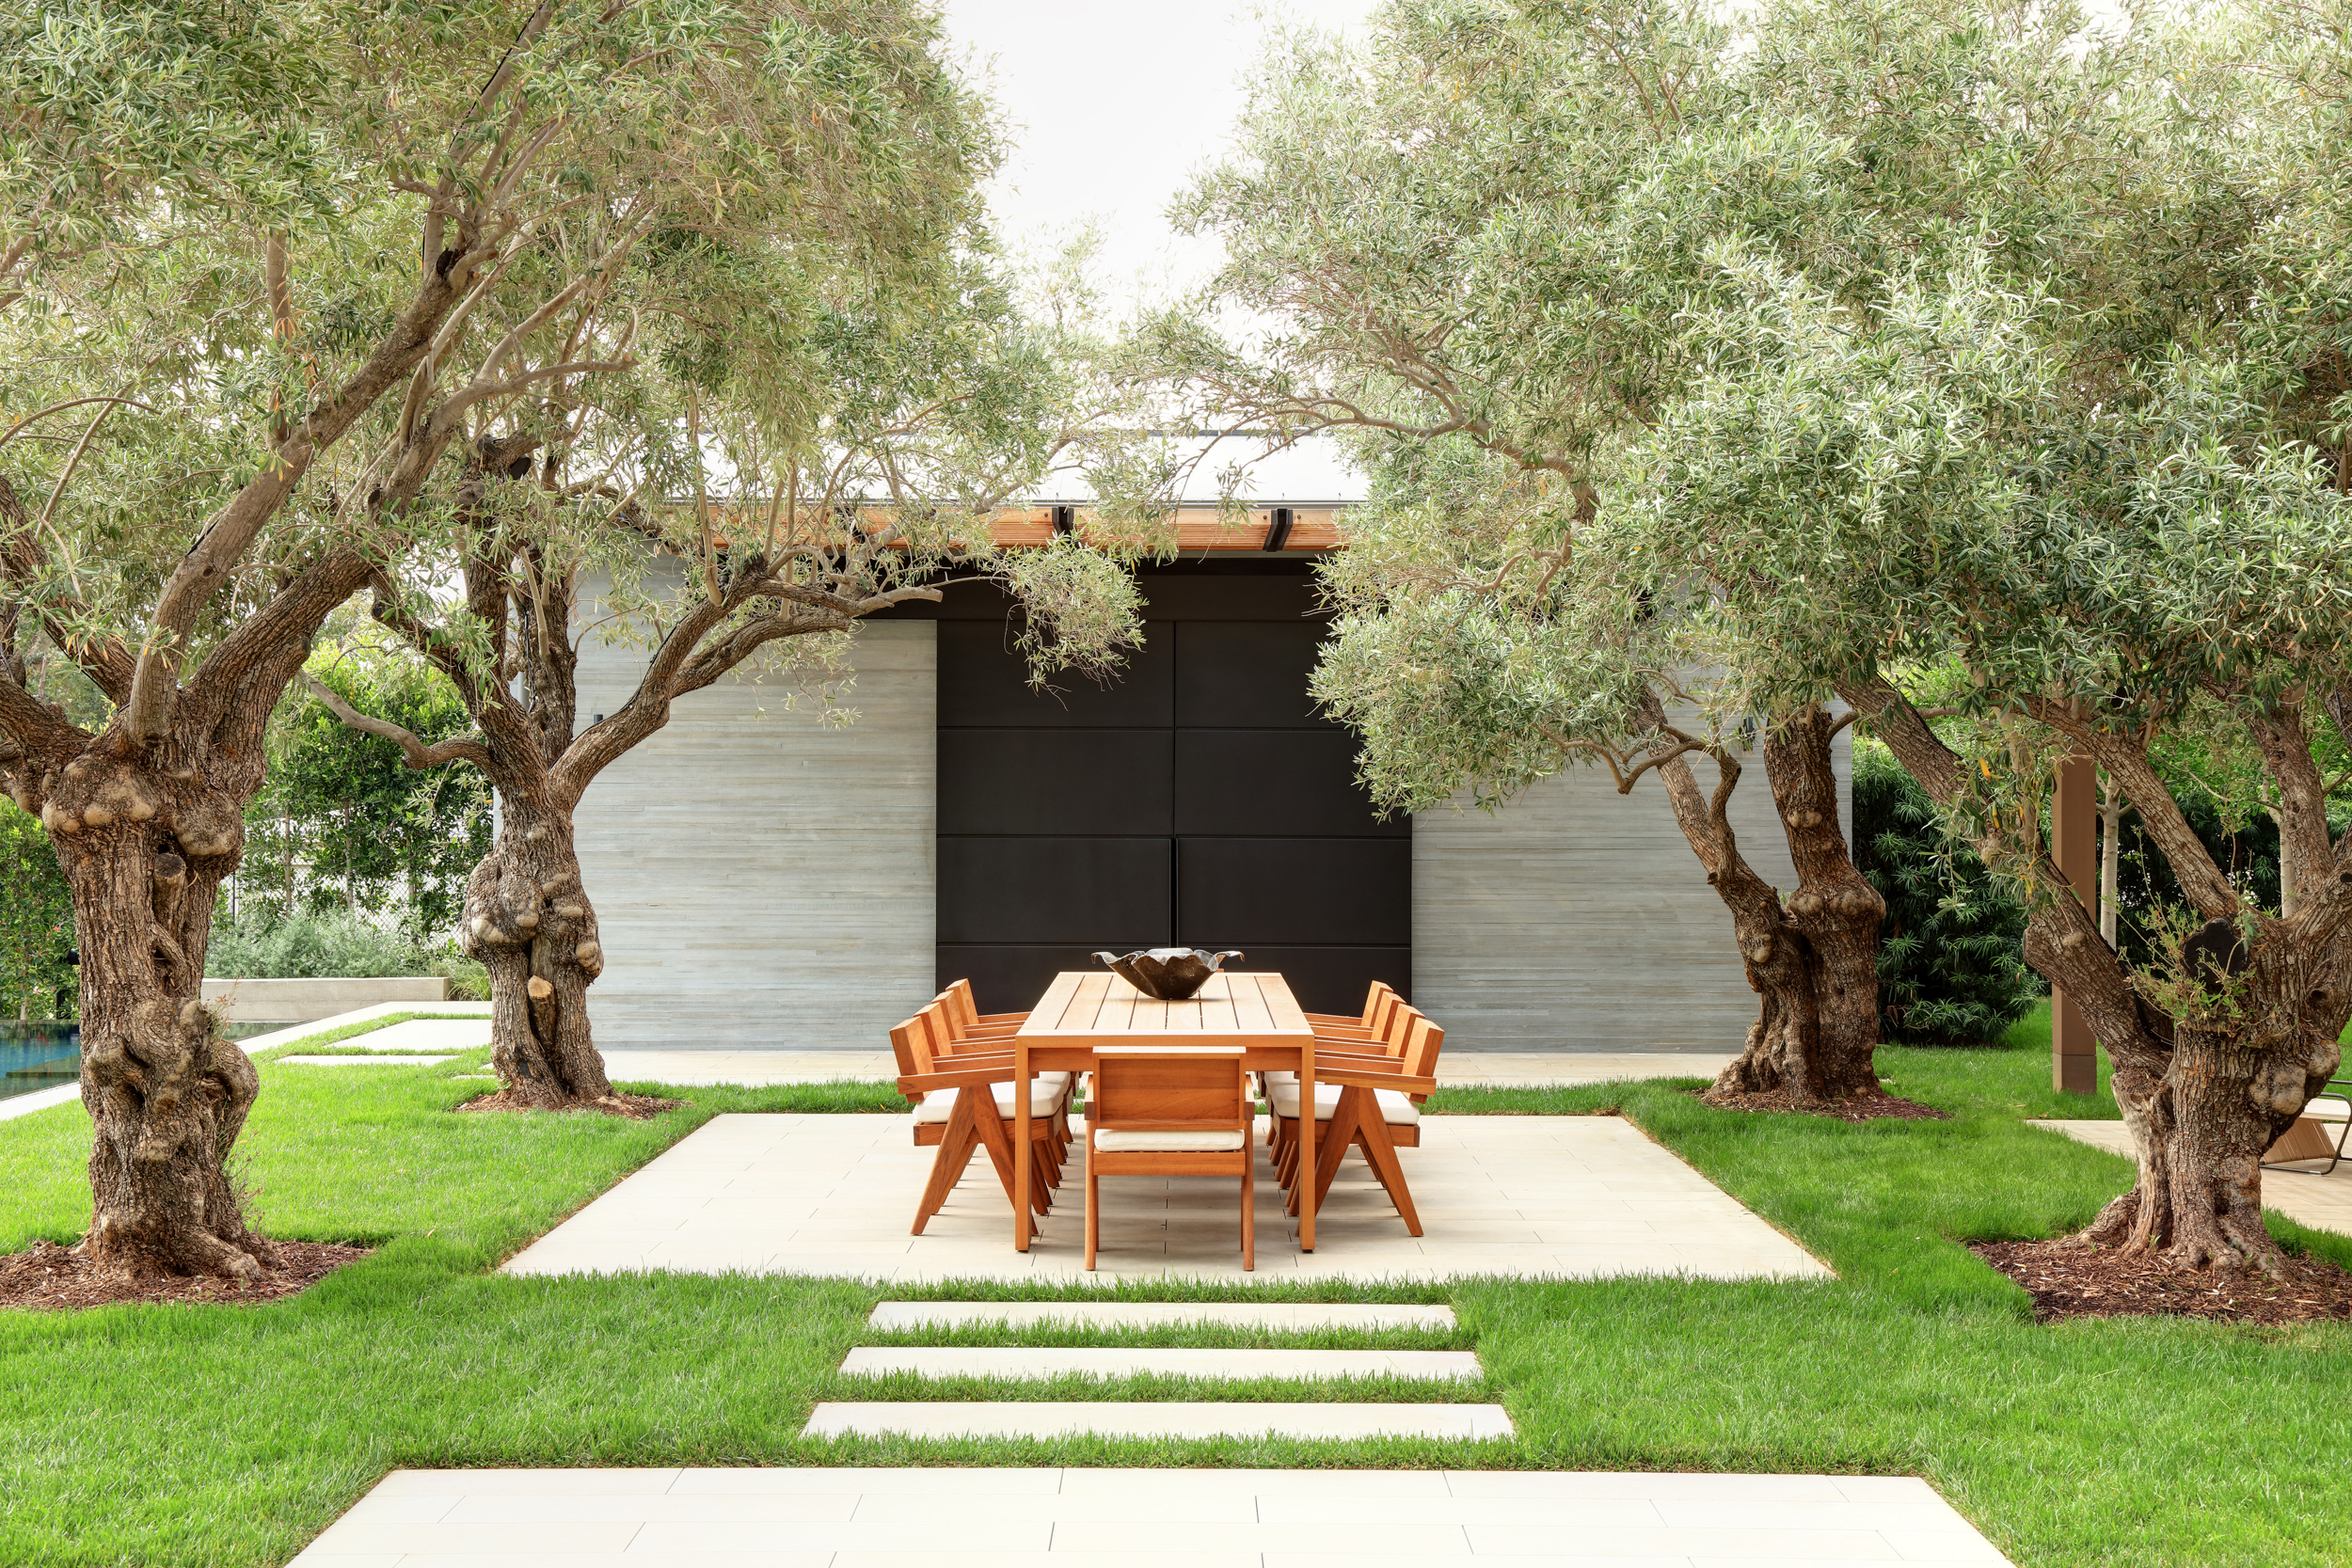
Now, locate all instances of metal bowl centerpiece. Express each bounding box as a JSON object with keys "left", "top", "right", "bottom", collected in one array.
[{"left": 1092, "top": 946, "right": 1245, "bottom": 1001}]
